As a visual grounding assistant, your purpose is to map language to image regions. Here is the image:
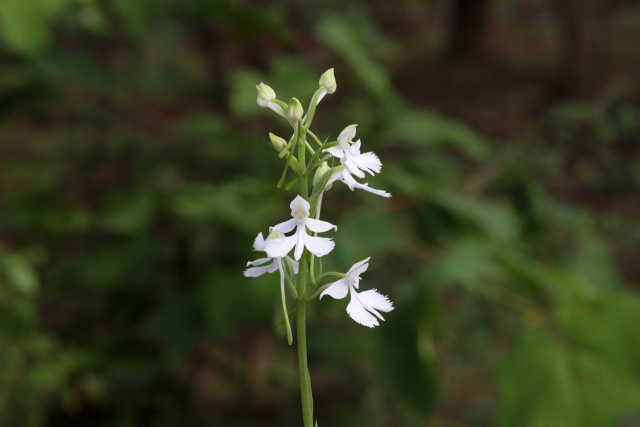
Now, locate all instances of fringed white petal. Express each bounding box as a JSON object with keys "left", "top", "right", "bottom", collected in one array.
[
  {"left": 353, "top": 152, "right": 382, "bottom": 175},
  {"left": 304, "top": 235, "right": 335, "bottom": 257},
  {"left": 306, "top": 218, "right": 336, "bottom": 233},
  {"left": 347, "top": 288, "right": 379, "bottom": 328},
  {"left": 271, "top": 218, "right": 297, "bottom": 234},
  {"left": 319, "top": 278, "right": 349, "bottom": 300},
  {"left": 253, "top": 232, "right": 265, "bottom": 251},
  {"left": 264, "top": 234, "right": 297, "bottom": 259},
  {"left": 358, "top": 289, "right": 394, "bottom": 312}
]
